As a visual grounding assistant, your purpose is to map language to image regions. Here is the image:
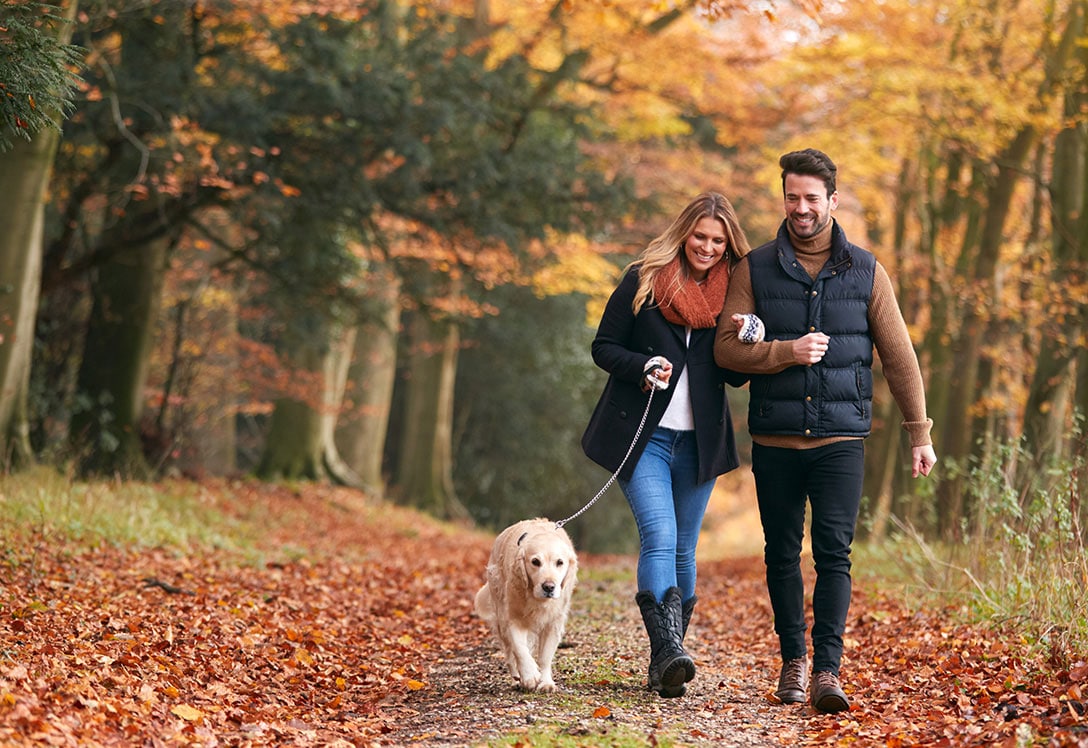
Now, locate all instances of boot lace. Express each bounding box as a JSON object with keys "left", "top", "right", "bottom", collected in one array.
[{"left": 779, "top": 657, "right": 807, "bottom": 689}]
